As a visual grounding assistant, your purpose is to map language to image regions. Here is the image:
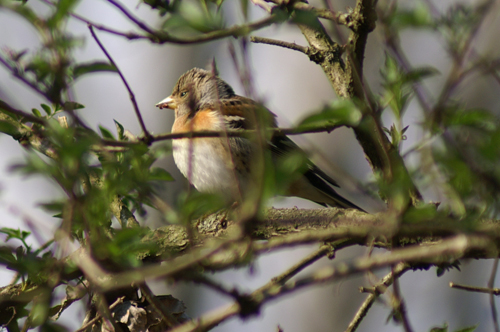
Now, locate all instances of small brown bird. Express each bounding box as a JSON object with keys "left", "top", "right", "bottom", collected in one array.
[{"left": 156, "top": 68, "right": 364, "bottom": 211}]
